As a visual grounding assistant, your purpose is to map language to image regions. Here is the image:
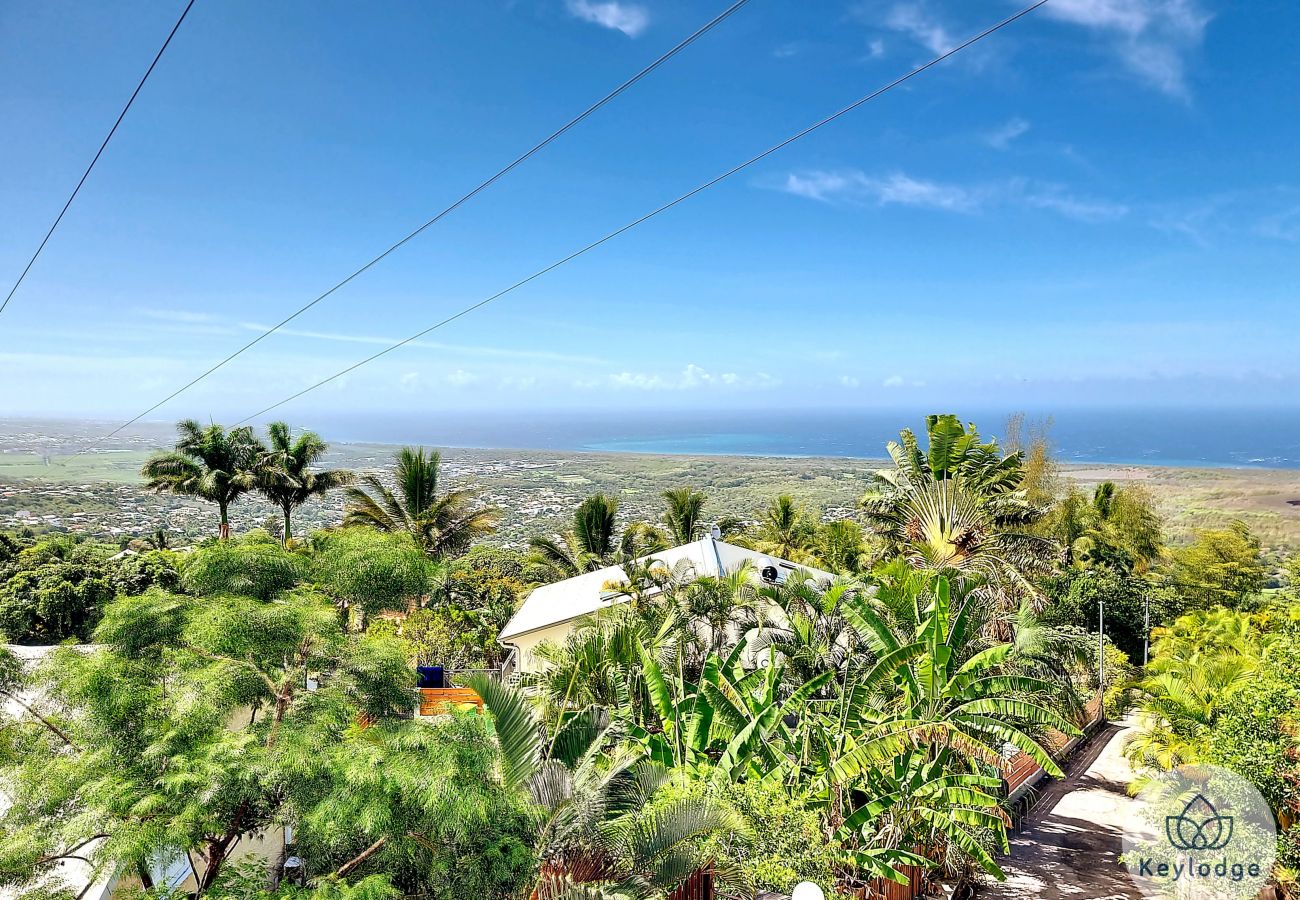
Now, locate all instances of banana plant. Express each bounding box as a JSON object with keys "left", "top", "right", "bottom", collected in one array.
[
  {"left": 807, "top": 576, "right": 1077, "bottom": 880},
  {"left": 629, "top": 638, "right": 832, "bottom": 785}
]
